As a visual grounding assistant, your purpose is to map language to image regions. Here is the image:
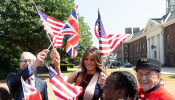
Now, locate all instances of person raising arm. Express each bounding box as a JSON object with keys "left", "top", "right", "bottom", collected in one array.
[{"left": 50, "top": 47, "right": 108, "bottom": 100}]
